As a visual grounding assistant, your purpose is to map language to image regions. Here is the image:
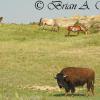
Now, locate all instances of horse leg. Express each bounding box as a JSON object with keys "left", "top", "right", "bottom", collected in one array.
[
  {"left": 65, "top": 31, "right": 70, "bottom": 37},
  {"left": 77, "top": 31, "right": 79, "bottom": 35},
  {"left": 68, "top": 31, "right": 70, "bottom": 36},
  {"left": 82, "top": 30, "right": 88, "bottom": 35},
  {"left": 85, "top": 31, "right": 88, "bottom": 35},
  {"left": 54, "top": 26, "right": 59, "bottom": 32},
  {"left": 57, "top": 26, "right": 60, "bottom": 32},
  {"left": 51, "top": 26, "right": 56, "bottom": 32},
  {"left": 43, "top": 23, "right": 47, "bottom": 31},
  {"left": 42, "top": 24, "right": 45, "bottom": 30},
  {"left": 51, "top": 26, "right": 54, "bottom": 32}
]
